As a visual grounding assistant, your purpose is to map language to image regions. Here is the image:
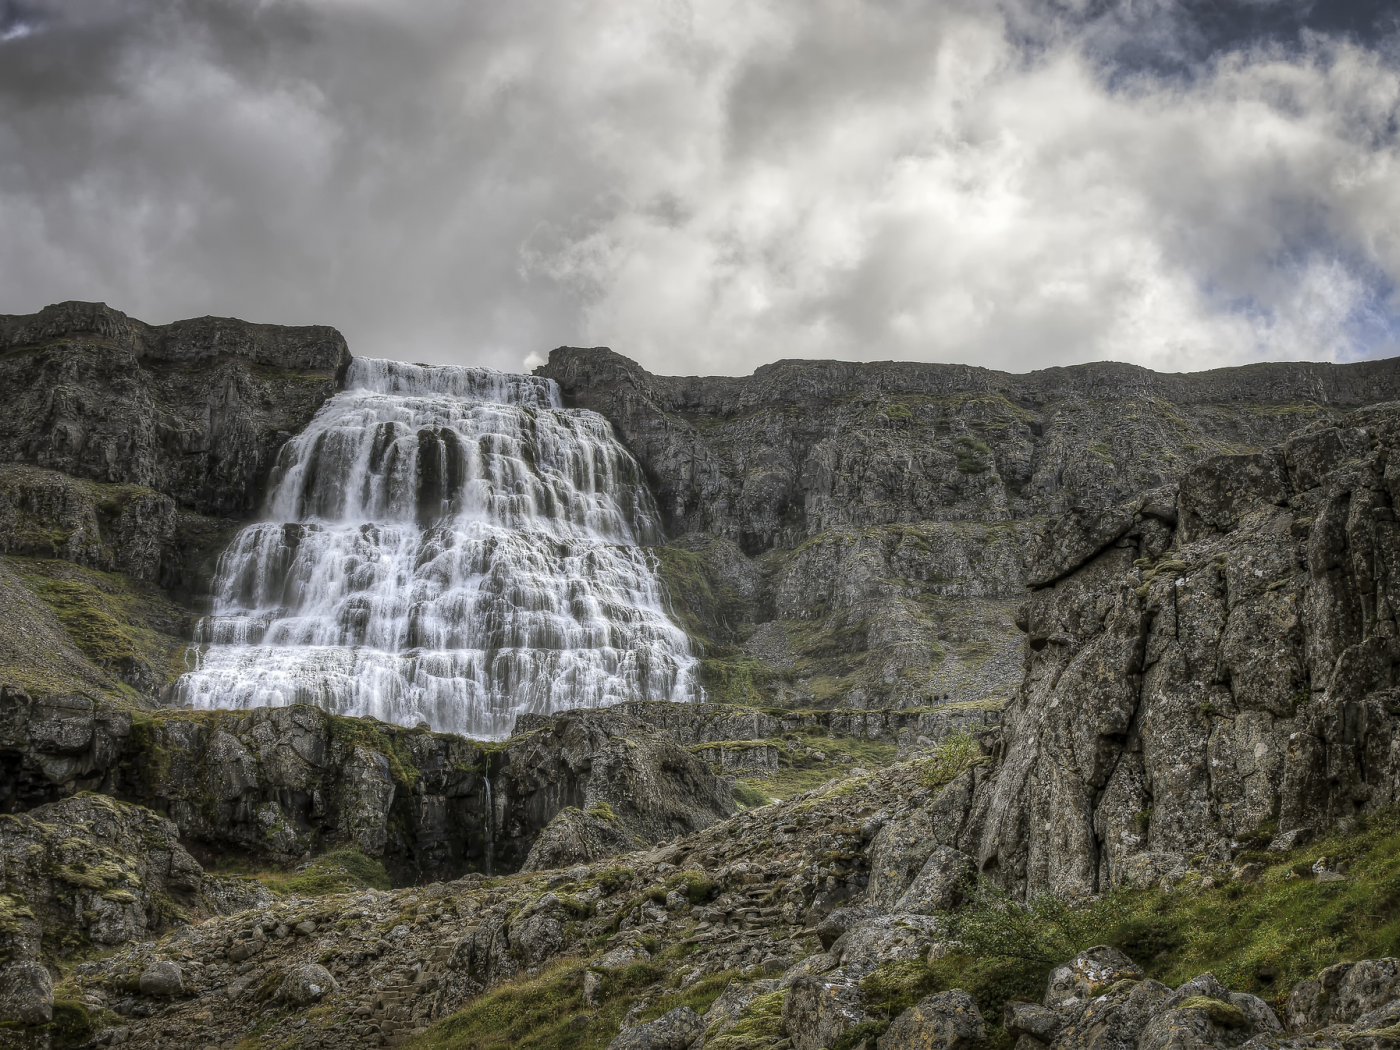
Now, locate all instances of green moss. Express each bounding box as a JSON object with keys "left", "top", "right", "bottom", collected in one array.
[
  {"left": 586, "top": 802, "right": 617, "bottom": 822},
  {"left": 953, "top": 436, "right": 993, "bottom": 475},
  {"left": 325, "top": 713, "right": 423, "bottom": 789},
  {"left": 210, "top": 848, "right": 391, "bottom": 897},
  {"left": 664, "top": 870, "right": 717, "bottom": 905},
  {"left": 734, "top": 735, "right": 900, "bottom": 800},
  {"left": 911, "top": 732, "right": 985, "bottom": 790},
  {"left": 1175, "top": 996, "right": 1249, "bottom": 1027},
  {"left": 6, "top": 557, "right": 188, "bottom": 693},
  {"left": 400, "top": 957, "right": 676, "bottom": 1050},
  {"left": 705, "top": 988, "right": 787, "bottom": 1049},
  {"left": 699, "top": 656, "right": 787, "bottom": 706},
  {"left": 732, "top": 782, "right": 772, "bottom": 809}
]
